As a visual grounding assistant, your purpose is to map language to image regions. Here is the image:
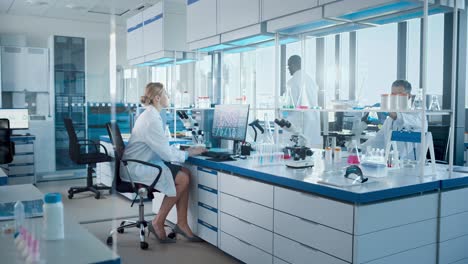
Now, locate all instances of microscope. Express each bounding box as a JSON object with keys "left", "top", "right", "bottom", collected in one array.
[{"left": 274, "top": 118, "right": 314, "bottom": 169}]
